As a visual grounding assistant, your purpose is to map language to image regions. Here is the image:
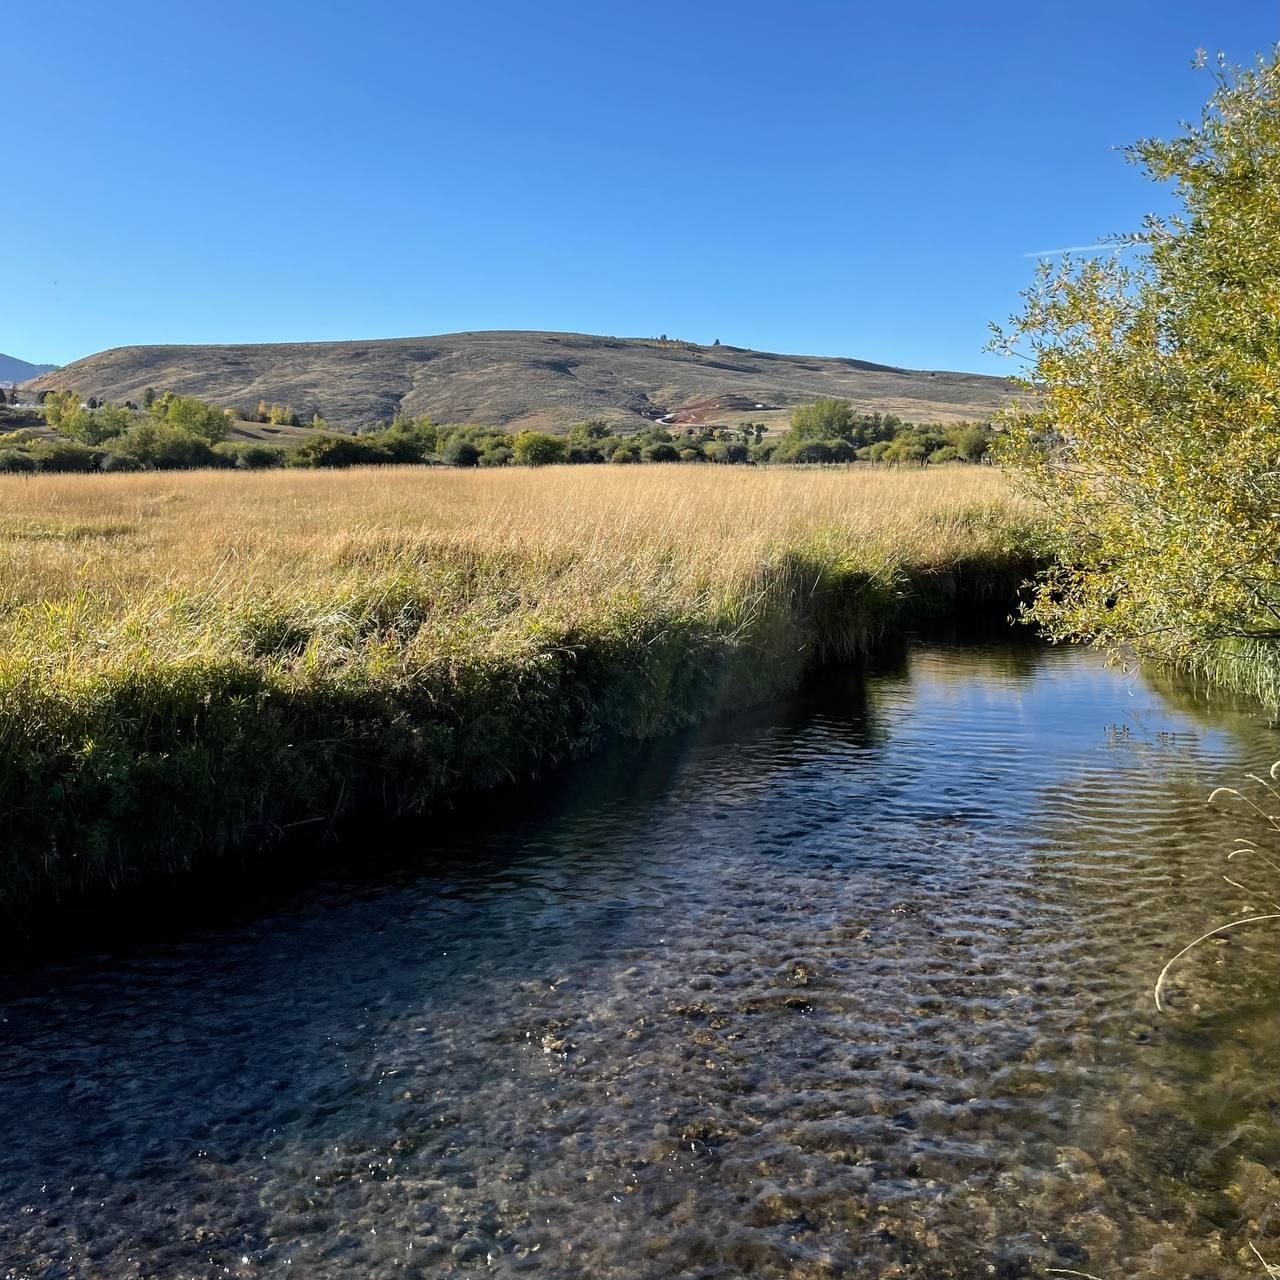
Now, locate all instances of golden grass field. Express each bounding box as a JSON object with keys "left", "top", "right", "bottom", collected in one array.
[
  {"left": 0, "top": 464, "right": 1038, "bottom": 912},
  {"left": 0, "top": 464, "right": 1023, "bottom": 646}
]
